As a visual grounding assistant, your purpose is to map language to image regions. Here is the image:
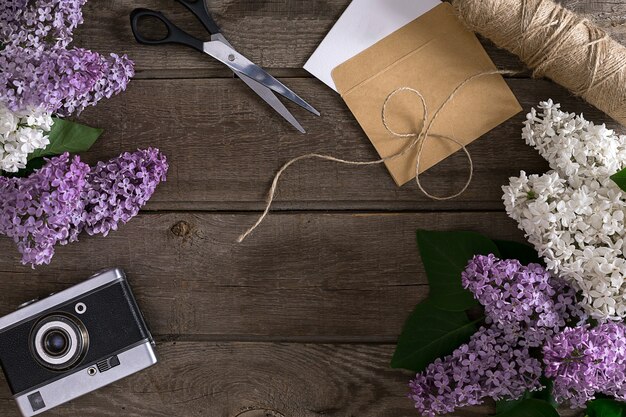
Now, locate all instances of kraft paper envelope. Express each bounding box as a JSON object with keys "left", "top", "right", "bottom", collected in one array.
[{"left": 331, "top": 3, "right": 521, "bottom": 186}]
